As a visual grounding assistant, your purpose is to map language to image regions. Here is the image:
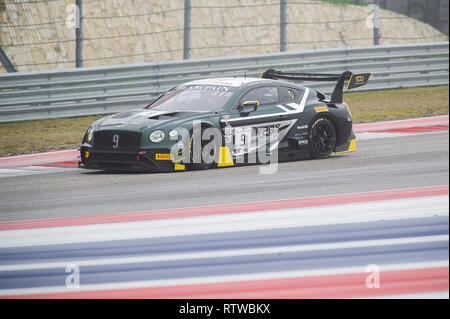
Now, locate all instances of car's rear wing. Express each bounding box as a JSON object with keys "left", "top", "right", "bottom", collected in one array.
[{"left": 260, "top": 69, "right": 370, "bottom": 104}]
